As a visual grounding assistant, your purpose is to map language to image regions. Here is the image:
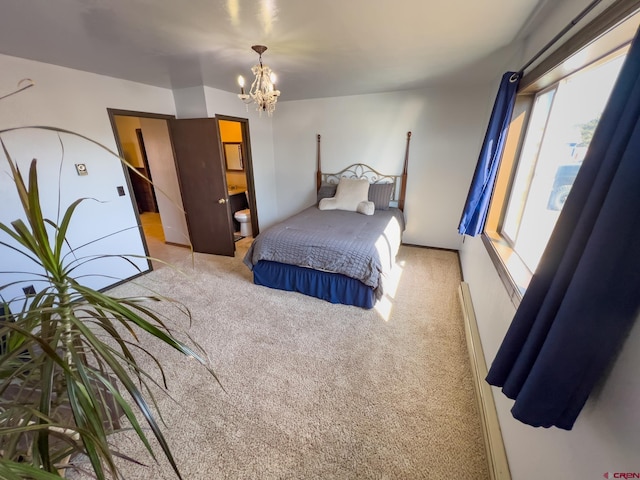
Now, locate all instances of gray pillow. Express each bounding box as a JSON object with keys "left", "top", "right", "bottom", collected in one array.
[
  {"left": 368, "top": 183, "right": 393, "bottom": 210},
  {"left": 317, "top": 183, "right": 337, "bottom": 203}
]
